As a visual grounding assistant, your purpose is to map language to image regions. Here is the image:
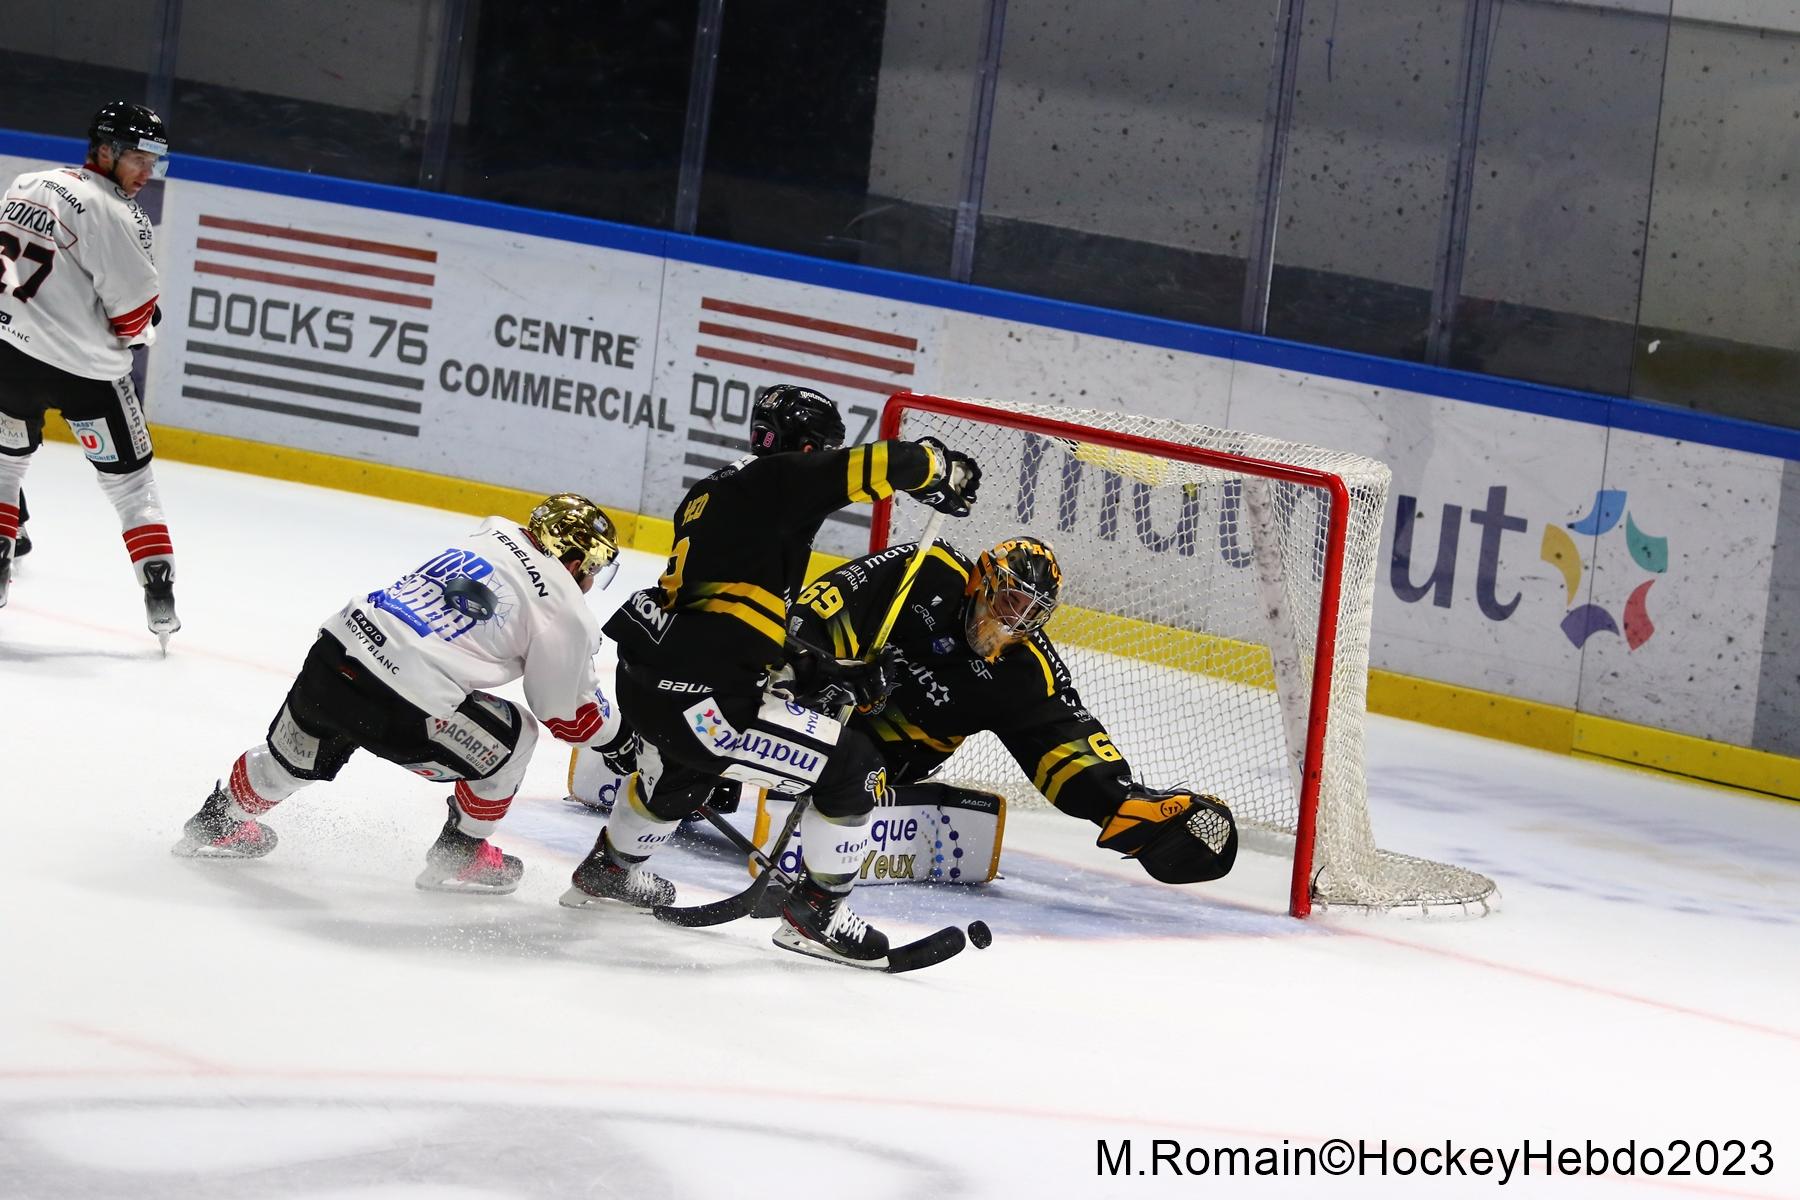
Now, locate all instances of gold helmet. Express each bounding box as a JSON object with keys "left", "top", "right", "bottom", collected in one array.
[
  {"left": 527, "top": 493, "right": 620, "bottom": 588},
  {"left": 965, "top": 535, "right": 1062, "bottom": 660}
]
